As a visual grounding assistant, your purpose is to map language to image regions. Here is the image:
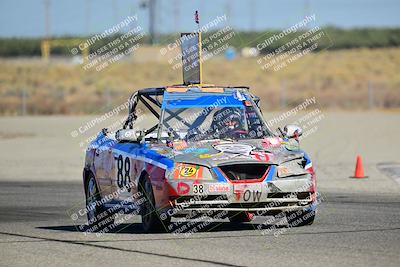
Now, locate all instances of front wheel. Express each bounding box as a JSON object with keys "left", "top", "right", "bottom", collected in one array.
[
  {"left": 85, "top": 174, "right": 114, "bottom": 232},
  {"left": 140, "top": 174, "right": 170, "bottom": 232}
]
